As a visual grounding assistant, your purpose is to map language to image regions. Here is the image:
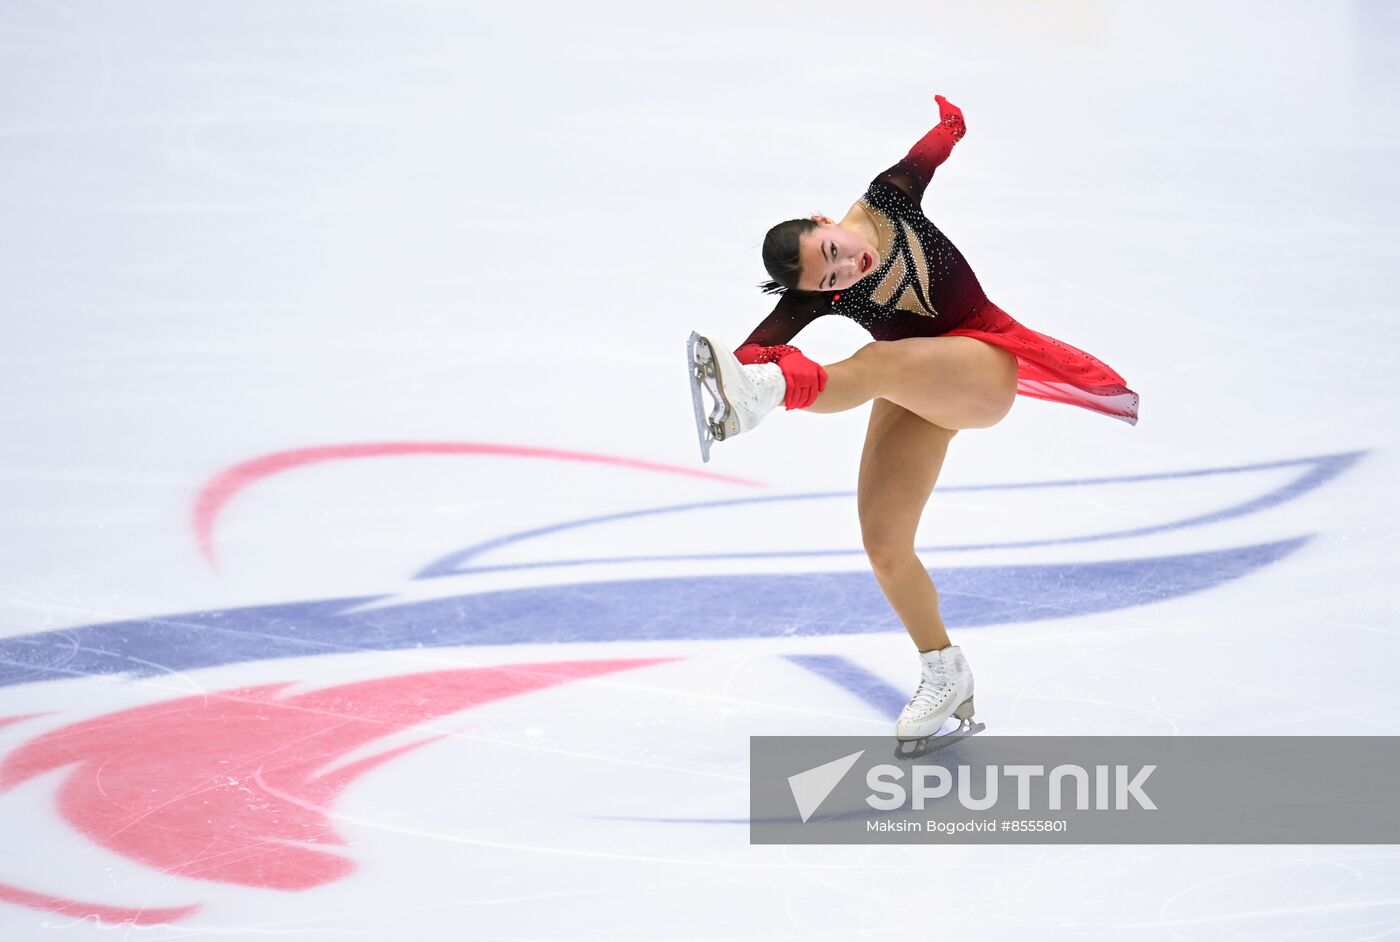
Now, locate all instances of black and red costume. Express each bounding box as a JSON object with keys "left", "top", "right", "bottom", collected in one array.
[{"left": 737, "top": 100, "right": 1139, "bottom": 425}]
